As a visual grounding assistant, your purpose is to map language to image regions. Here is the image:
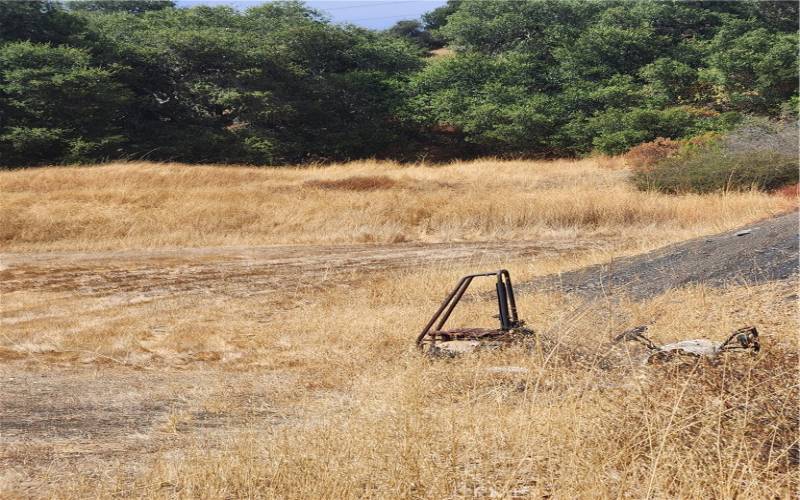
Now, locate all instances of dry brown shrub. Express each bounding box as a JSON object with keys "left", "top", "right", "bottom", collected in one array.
[
  {"left": 774, "top": 183, "right": 799, "bottom": 200},
  {"left": 624, "top": 137, "right": 682, "bottom": 171},
  {"left": 681, "top": 105, "right": 721, "bottom": 118},
  {"left": 429, "top": 47, "right": 454, "bottom": 58},
  {"left": 305, "top": 175, "right": 399, "bottom": 191},
  {"left": 684, "top": 131, "right": 722, "bottom": 148}
]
